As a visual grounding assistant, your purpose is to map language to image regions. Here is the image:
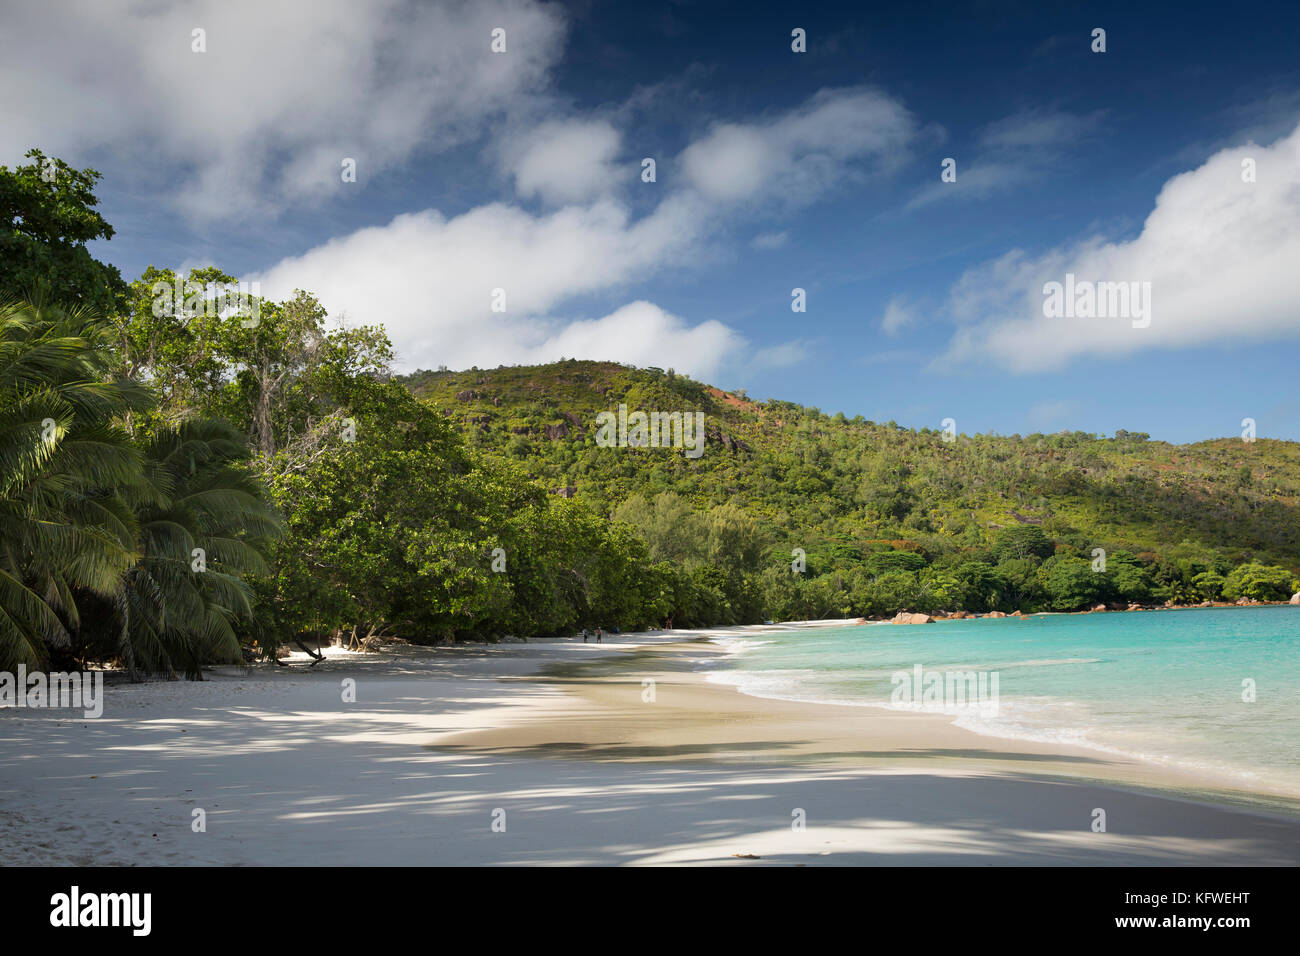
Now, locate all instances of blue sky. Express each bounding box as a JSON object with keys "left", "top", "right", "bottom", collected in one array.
[{"left": 4, "top": 0, "right": 1299, "bottom": 442}]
